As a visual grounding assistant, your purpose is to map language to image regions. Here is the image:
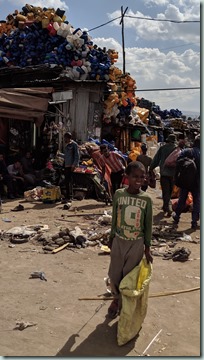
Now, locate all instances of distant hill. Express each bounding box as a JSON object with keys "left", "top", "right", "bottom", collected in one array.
[{"left": 182, "top": 110, "right": 200, "bottom": 119}]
